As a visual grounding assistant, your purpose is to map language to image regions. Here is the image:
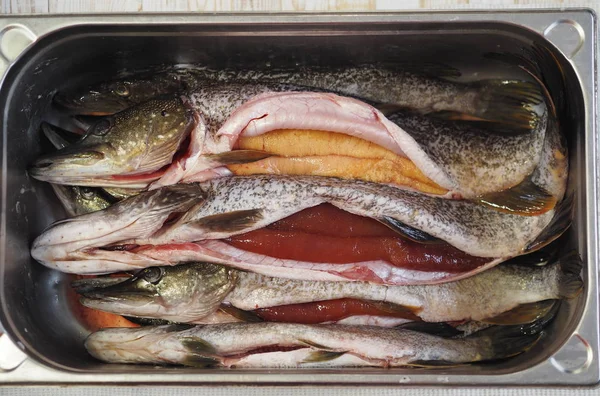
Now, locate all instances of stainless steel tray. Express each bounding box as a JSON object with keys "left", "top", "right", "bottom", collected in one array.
[{"left": 0, "top": 10, "right": 597, "bottom": 386}]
